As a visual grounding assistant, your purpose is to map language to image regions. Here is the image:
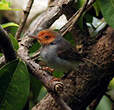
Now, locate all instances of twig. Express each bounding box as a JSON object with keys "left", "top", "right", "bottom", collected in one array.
[
  {"left": 60, "top": 0, "right": 89, "bottom": 36},
  {"left": 15, "top": 0, "right": 34, "bottom": 39},
  {"left": 0, "top": 56, "right": 5, "bottom": 67},
  {"left": 60, "top": 0, "right": 97, "bottom": 36},
  {"left": 86, "top": 0, "right": 96, "bottom": 11},
  {"left": 0, "top": 25, "right": 17, "bottom": 62},
  {"left": 30, "top": 50, "right": 40, "bottom": 60}
]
